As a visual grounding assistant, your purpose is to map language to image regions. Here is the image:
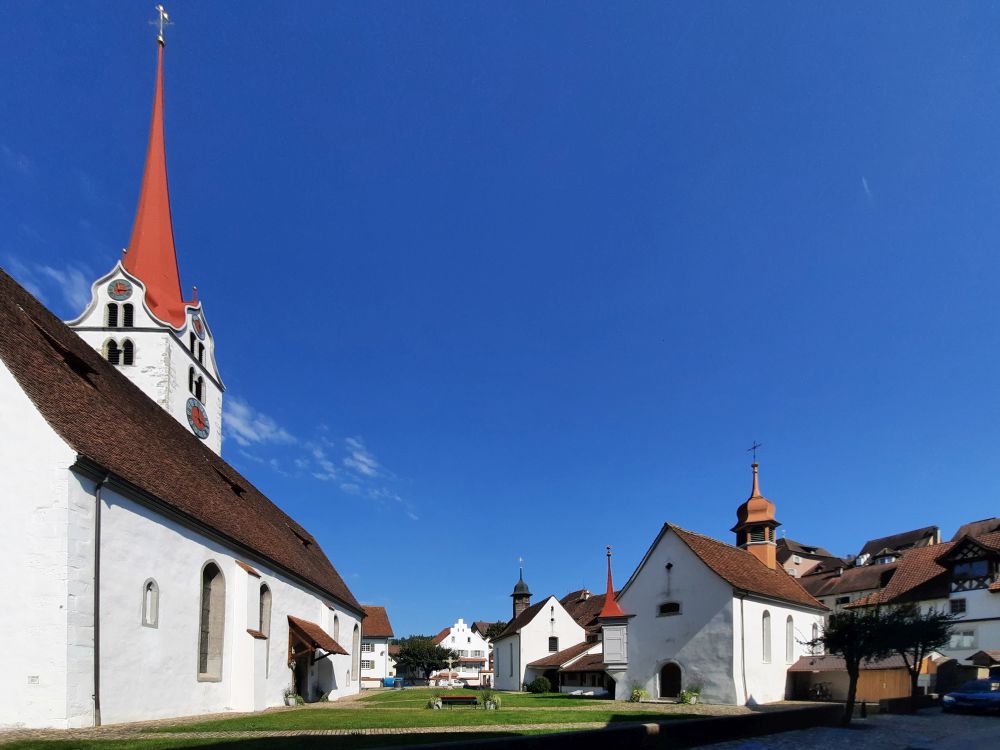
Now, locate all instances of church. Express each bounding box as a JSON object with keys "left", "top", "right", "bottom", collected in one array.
[{"left": 0, "top": 16, "right": 364, "bottom": 729}]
